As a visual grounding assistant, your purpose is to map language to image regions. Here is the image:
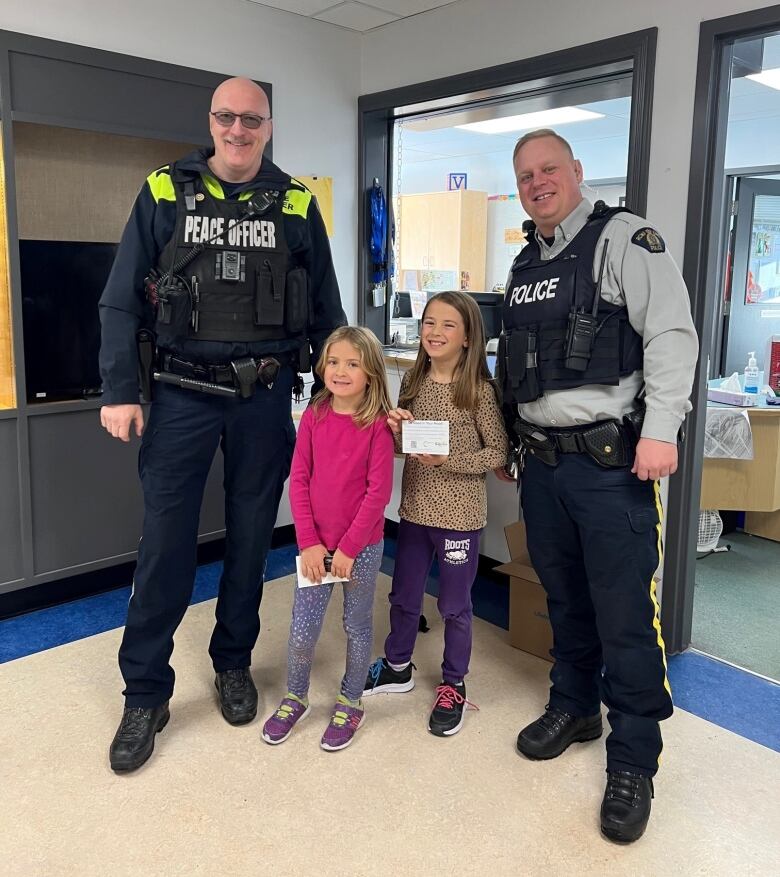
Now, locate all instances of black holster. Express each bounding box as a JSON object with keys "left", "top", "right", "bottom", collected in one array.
[{"left": 136, "top": 329, "right": 156, "bottom": 403}]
